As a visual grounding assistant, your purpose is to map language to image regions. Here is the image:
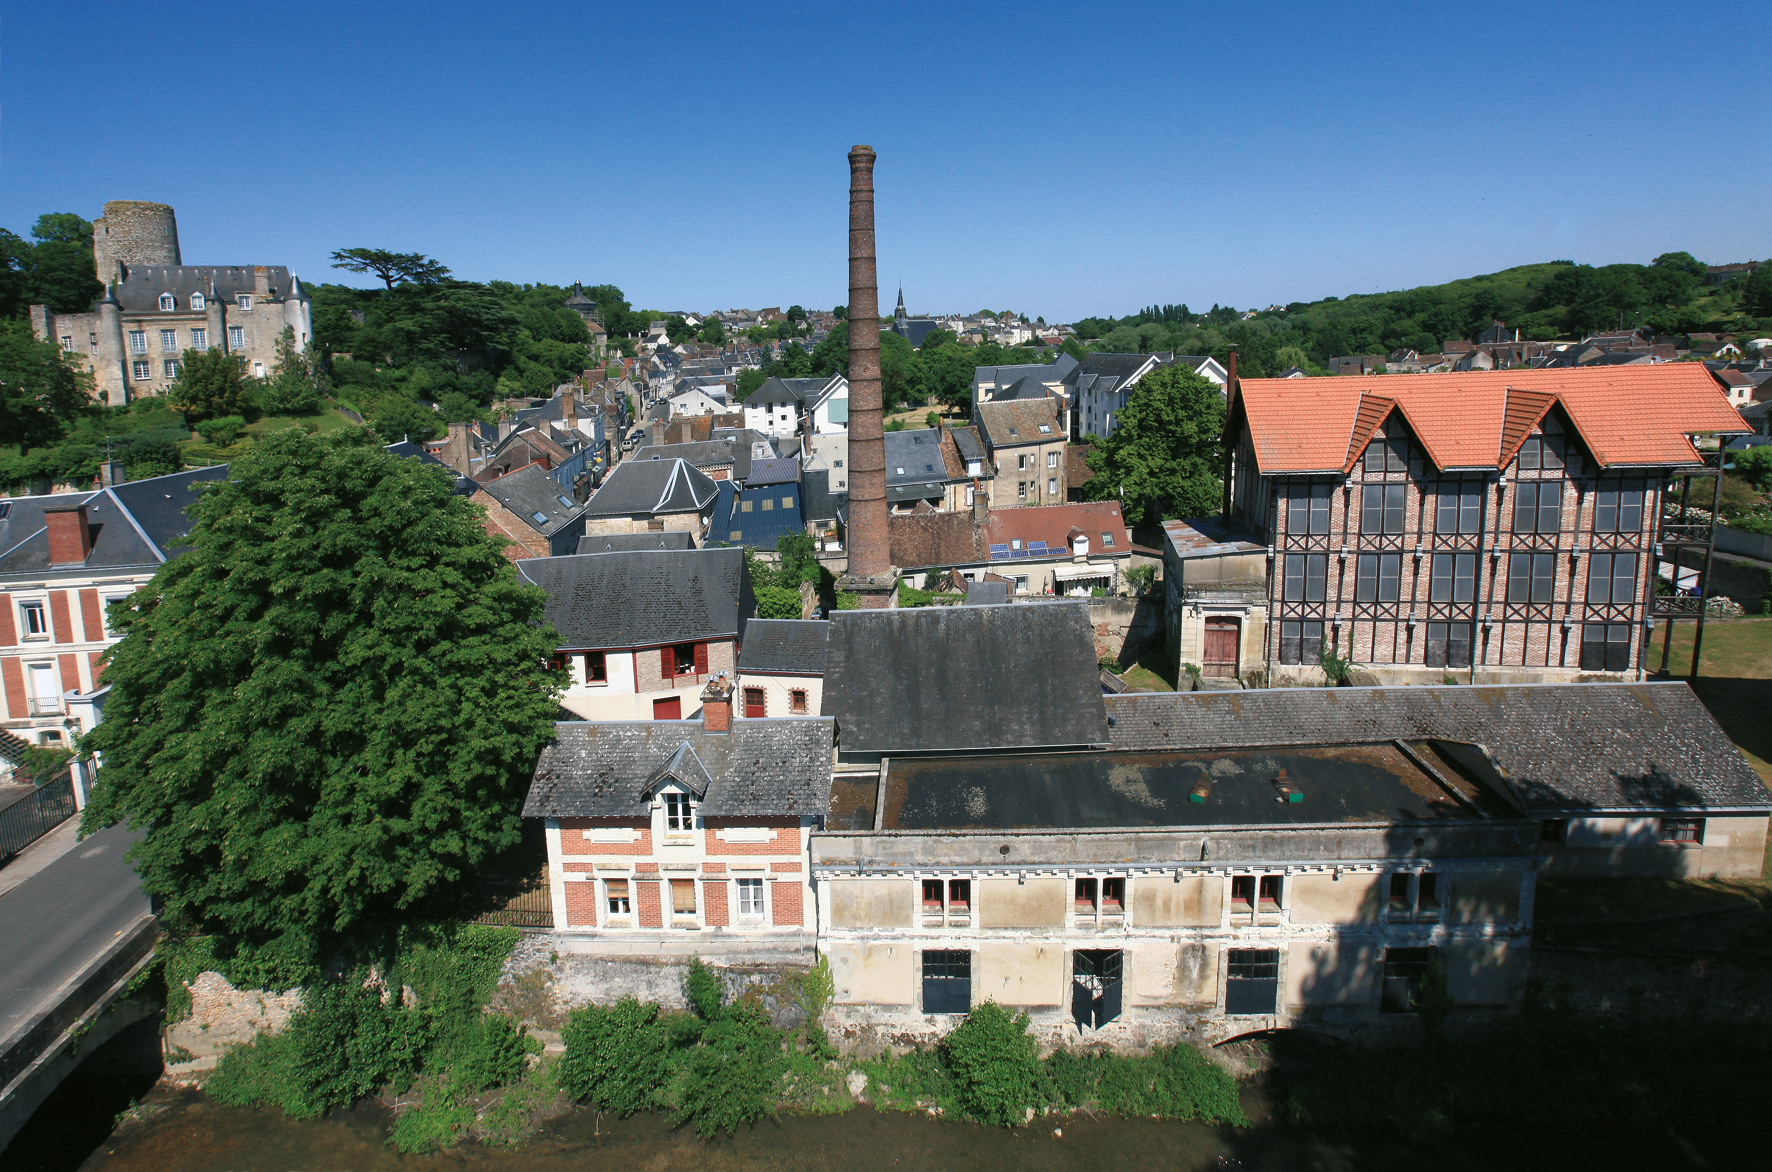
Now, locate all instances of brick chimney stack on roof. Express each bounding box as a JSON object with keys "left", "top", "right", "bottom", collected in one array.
[
  {"left": 845, "top": 145, "right": 888, "bottom": 580},
  {"left": 44, "top": 502, "right": 93, "bottom": 564},
  {"left": 701, "top": 673, "right": 733, "bottom": 732}
]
